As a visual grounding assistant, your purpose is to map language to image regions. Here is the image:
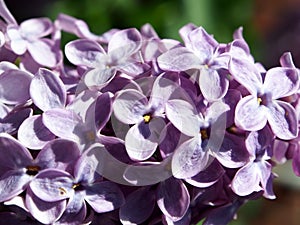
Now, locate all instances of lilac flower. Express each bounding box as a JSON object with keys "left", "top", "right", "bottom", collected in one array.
[
  {"left": 29, "top": 147, "right": 125, "bottom": 224},
  {"left": 231, "top": 126, "right": 275, "bottom": 198},
  {"left": 229, "top": 56, "right": 299, "bottom": 140},
  {"left": 157, "top": 26, "right": 229, "bottom": 101},
  {"left": 112, "top": 73, "right": 178, "bottom": 161},
  {"left": 65, "top": 28, "right": 144, "bottom": 90}
]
